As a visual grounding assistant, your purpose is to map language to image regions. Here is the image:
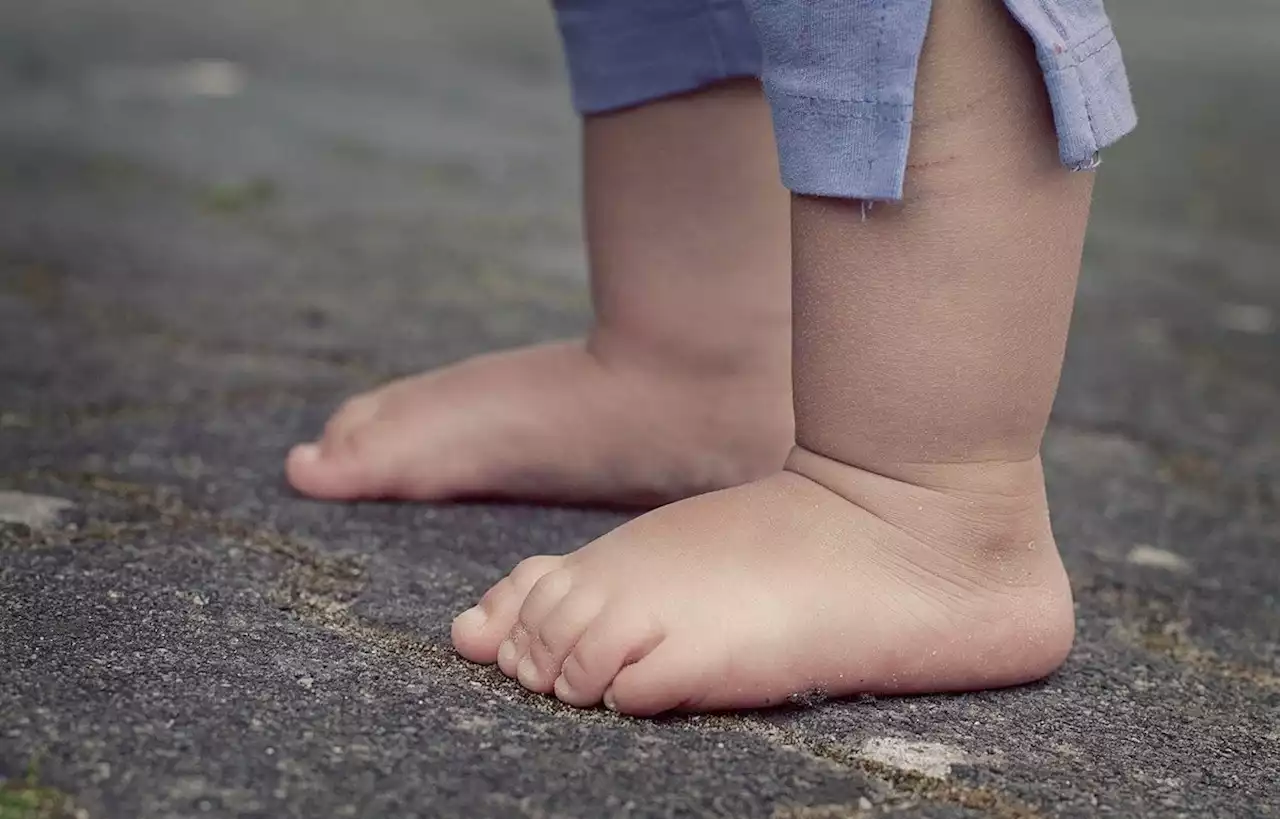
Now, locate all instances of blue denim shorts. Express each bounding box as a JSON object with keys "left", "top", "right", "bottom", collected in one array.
[{"left": 553, "top": 0, "right": 1136, "bottom": 201}]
